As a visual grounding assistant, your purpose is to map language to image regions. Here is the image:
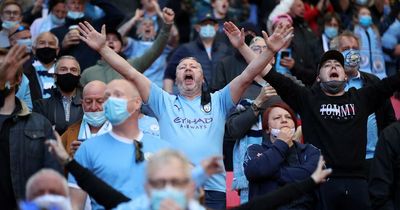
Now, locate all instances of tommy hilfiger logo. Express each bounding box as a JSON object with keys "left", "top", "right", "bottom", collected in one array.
[{"left": 320, "top": 103, "right": 356, "bottom": 119}]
